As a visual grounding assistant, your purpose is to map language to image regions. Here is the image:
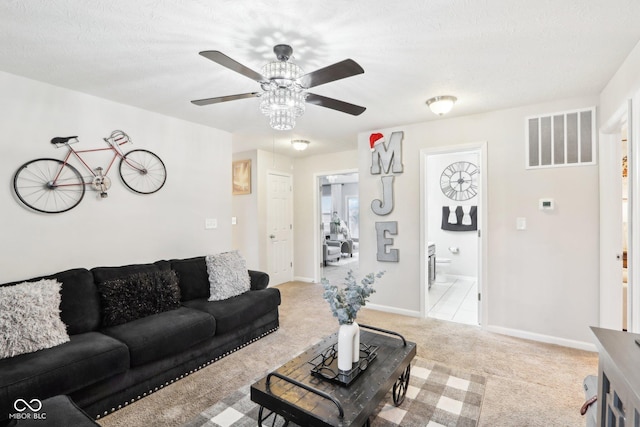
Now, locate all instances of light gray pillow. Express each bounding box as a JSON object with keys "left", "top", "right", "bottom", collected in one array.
[
  {"left": 205, "top": 251, "right": 251, "bottom": 301},
  {"left": 0, "top": 279, "right": 70, "bottom": 359}
]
